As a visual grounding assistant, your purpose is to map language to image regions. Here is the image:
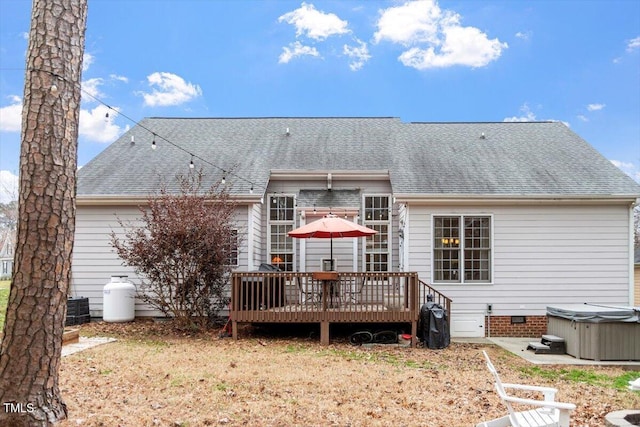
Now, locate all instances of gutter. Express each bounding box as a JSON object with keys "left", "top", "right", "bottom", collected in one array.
[
  {"left": 393, "top": 193, "right": 640, "bottom": 205},
  {"left": 77, "top": 194, "right": 265, "bottom": 206}
]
